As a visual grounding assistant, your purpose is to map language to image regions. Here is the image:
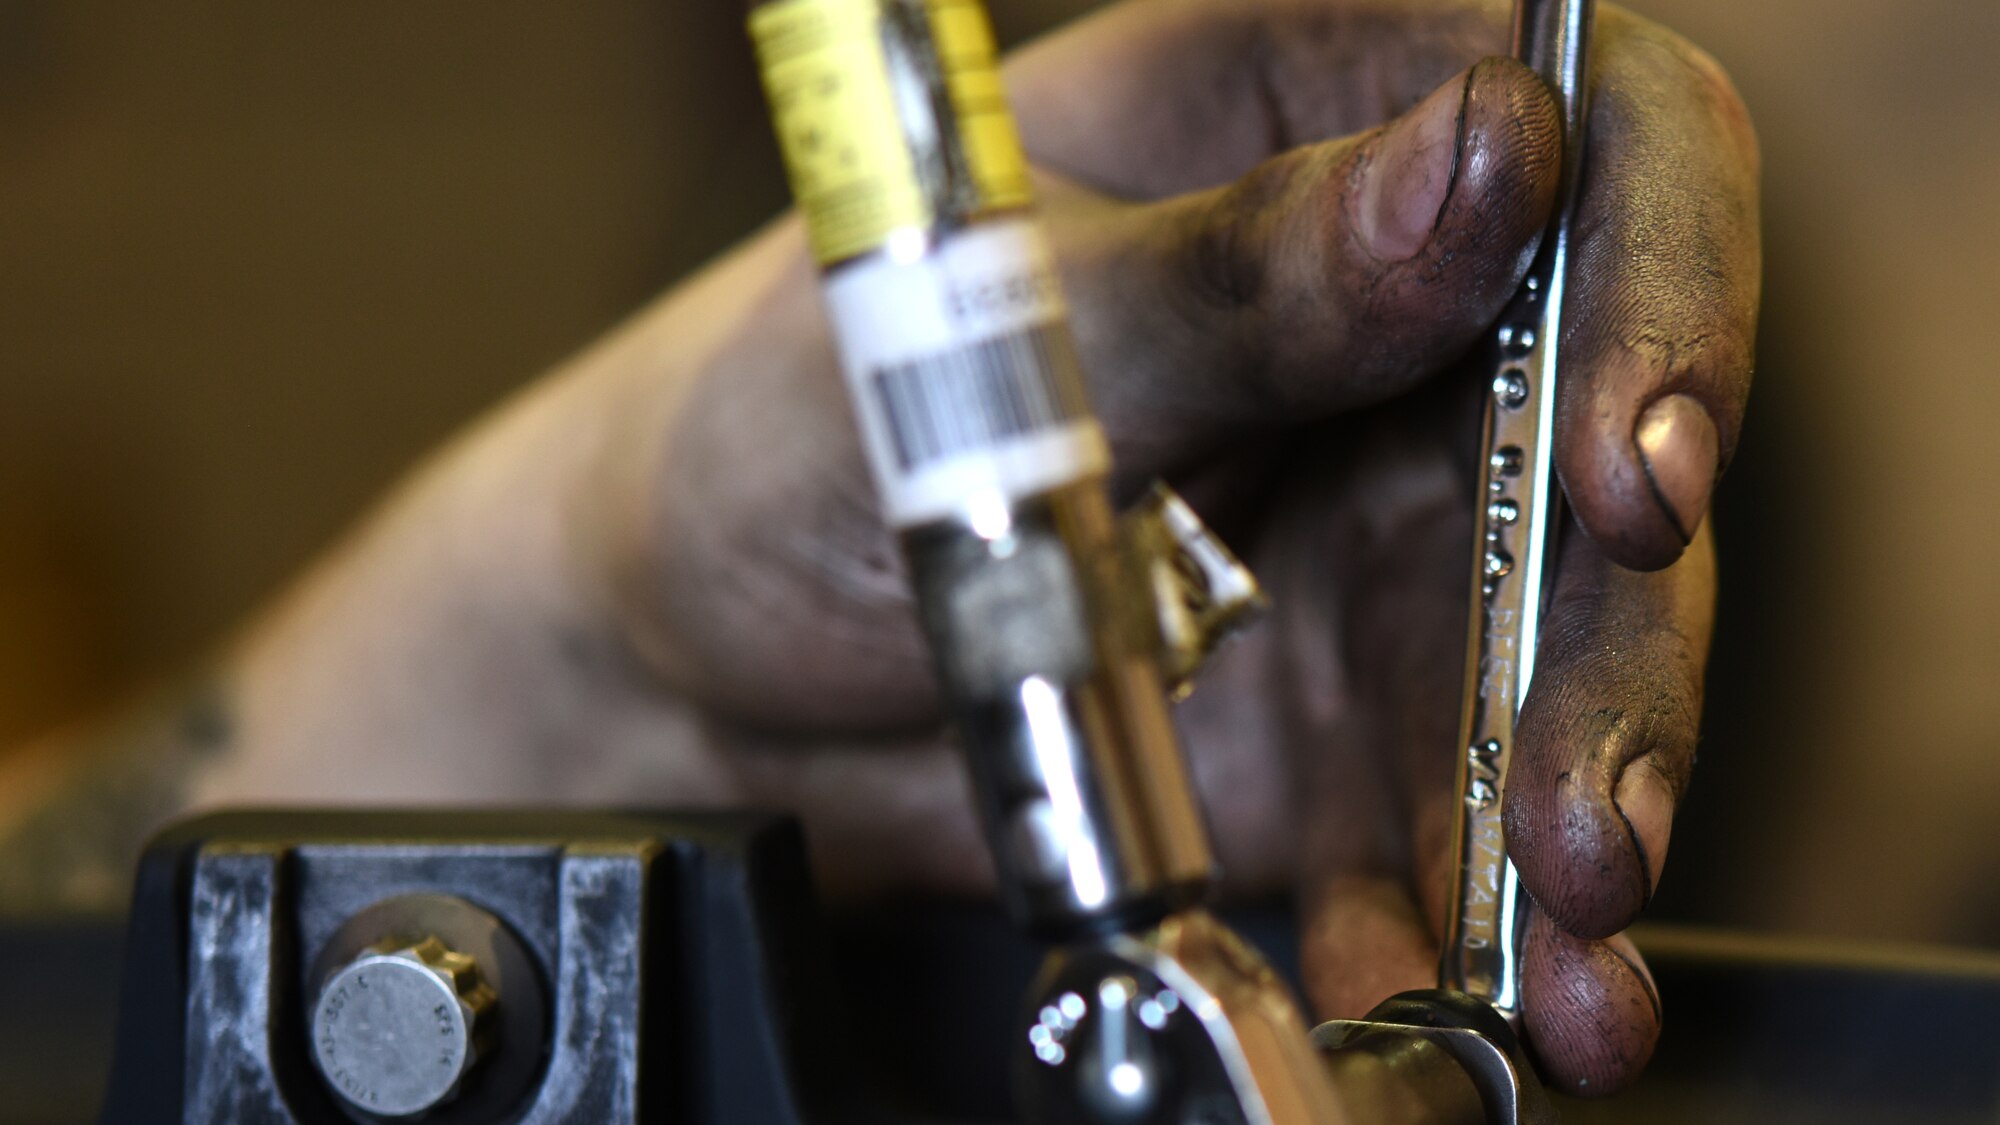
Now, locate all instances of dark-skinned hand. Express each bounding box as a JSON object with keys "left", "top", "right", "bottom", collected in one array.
[{"left": 152, "top": 0, "right": 1757, "bottom": 1097}]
